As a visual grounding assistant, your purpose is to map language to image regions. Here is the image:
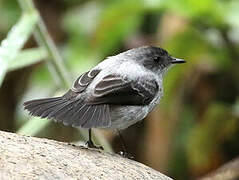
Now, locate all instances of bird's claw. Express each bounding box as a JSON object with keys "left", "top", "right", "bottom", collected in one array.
[
  {"left": 118, "top": 151, "right": 134, "bottom": 159},
  {"left": 85, "top": 140, "right": 104, "bottom": 150}
]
